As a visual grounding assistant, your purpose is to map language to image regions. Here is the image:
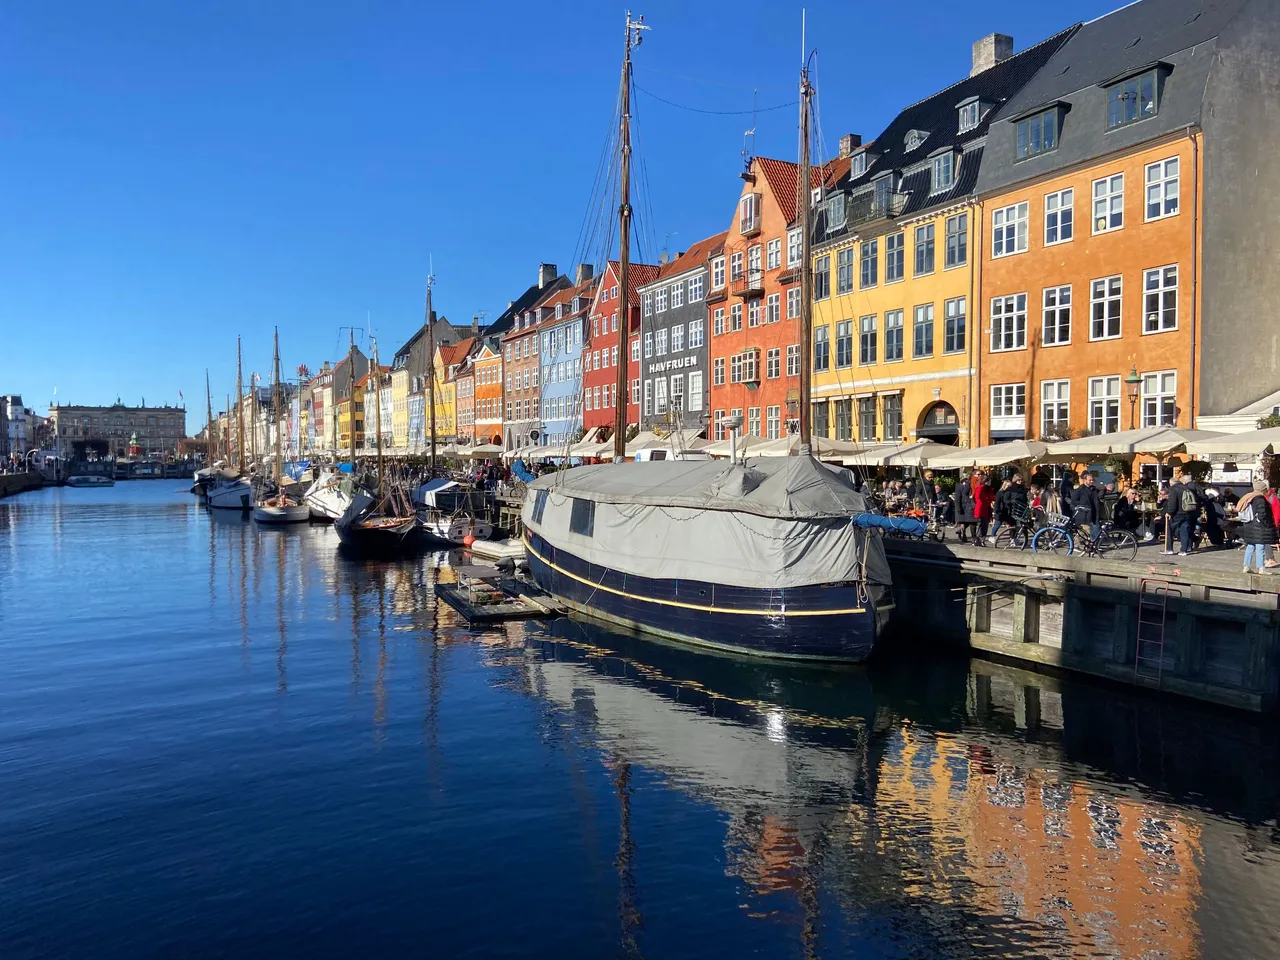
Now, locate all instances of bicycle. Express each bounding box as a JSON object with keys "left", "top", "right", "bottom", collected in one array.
[
  {"left": 992, "top": 504, "right": 1038, "bottom": 550},
  {"left": 1031, "top": 512, "right": 1138, "bottom": 561}
]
